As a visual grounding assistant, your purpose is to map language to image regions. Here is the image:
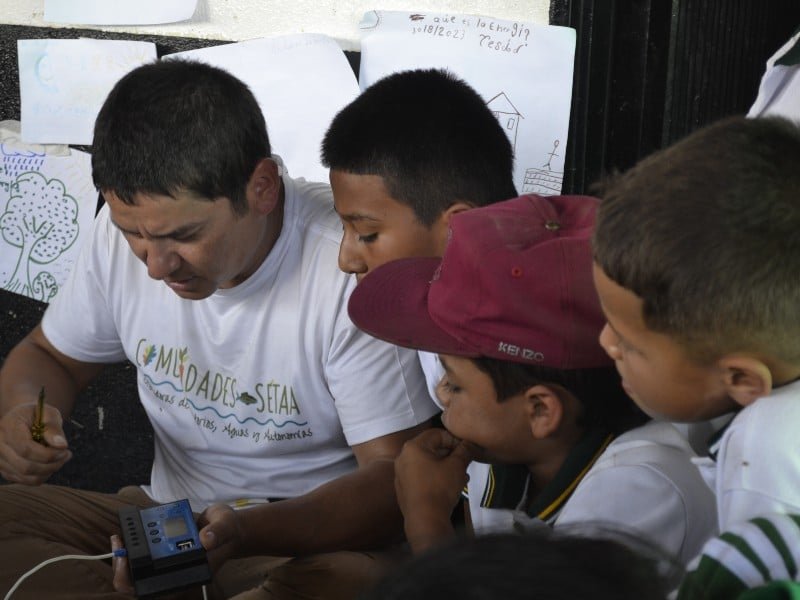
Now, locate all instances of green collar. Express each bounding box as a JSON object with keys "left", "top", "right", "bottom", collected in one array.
[{"left": 479, "top": 427, "right": 615, "bottom": 524}]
